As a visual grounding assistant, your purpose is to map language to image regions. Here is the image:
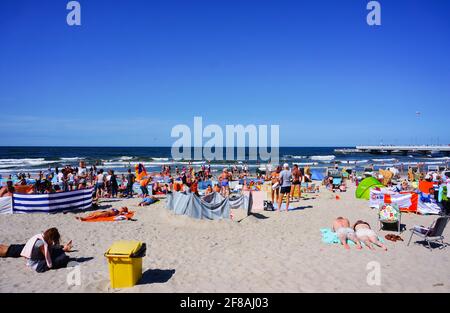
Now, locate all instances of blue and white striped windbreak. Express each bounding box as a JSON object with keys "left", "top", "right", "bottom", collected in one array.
[{"left": 12, "top": 188, "right": 94, "bottom": 214}]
